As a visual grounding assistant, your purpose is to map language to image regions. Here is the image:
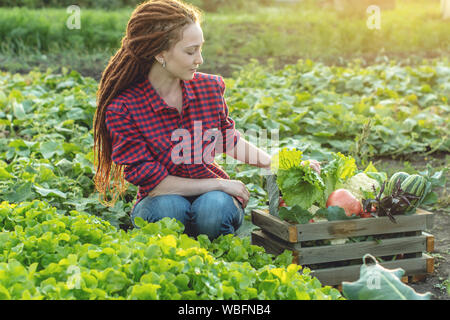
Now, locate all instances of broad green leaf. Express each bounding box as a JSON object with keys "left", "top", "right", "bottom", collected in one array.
[
  {"left": 365, "top": 171, "right": 388, "bottom": 186},
  {"left": 0, "top": 167, "right": 15, "bottom": 180},
  {"left": 316, "top": 206, "right": 359, "bottom": 221},
  {"left": 0, "top": 90, "right": 7, "bottom": 106},
  {"left": 62, "top": 142, "right": 82, "bottom": 155},
  {"left": 102, "top": 268, "right": 130, "bottom": 293},
  {"left": 8, "top": 139, "right": 28, "bottom": 149},
  {"left": 128, "top": 283, "right": 160, "bottom": 300},
  {"left": 12, "top": 101, "right": 26, "bottom": 120},
  {"left": 4, "top": 181, "right": 34, "bottom": 202},
  {"left": 133, "top": 216, "right": 148, "bottom": 229},
  {"left": 33, "top": 185, "right": 67, "bottom": 199},
  {"left": 39, "top": 141, "right": 65, "bottom": 159},
  {"left": 278, "top": 205, "right": 314, "bottom": 224},
  {"left": 0, "top": 285, "right": 11, "bottom": 300},
  {"left": 8, "top": 89, "right": 23, "bottom": 101},
  {"left": 420, "top": 190, "right": 438, "bottom": 206},
  {"left": 363, "top": 162, "right": 378, "bottom": 173},
  {"left": 38, "top": 165, "right": 57, "bottom": 182},
  {"left": 174, "top": 274, "right": 190, "bottom": 291}
]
